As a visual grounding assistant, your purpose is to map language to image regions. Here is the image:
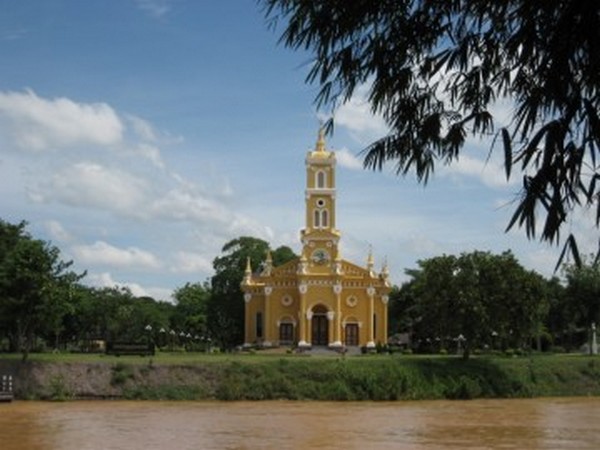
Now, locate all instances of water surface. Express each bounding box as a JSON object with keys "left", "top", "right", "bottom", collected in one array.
[{"left": 1, "top": 398, "right": 599, "bottom": 449}]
